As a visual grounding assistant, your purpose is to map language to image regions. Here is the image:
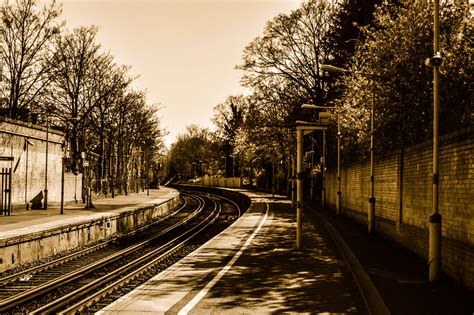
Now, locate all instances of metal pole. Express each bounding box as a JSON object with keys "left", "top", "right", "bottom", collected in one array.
[
  {"left": 310, "top": 143, "right": 314, "bottom": 201},
  {"left": 368, "top": 84, "right": 376, "bottom": 234},
  {"left": 288, "top": 157, "right": 295, "bottom": 209},
  {"left": 25, "top": 141, "right": 29, "bottom": 210},
  {"left": 60, "top": 157, "right": 65, "bottom": 214},
  {"left": 74, "top": 174, "right": 77, "bottom": 203},
  {"left": 272, "top": 160, "right": 275, "bottom": 198},
  {"left": 87, "top": 166, "right": 94, "bottom": 208},
  {"left": 322, "top": 130, "right": 326, "bottom": 207},
  {"left": 44, "top": 121, "right": 49, "bottom": 209},
  {"left": 429, "top": 0, "right": 441, "bottom": 283},
  {"left": 296, "top": 129, "right": 303, "bottom": 250},
  {"left": 336, "top": 110, "right": 342, "bottom": 215},
  {"left": 290, "top": 155, "right": 294, "bottom": 207}
]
